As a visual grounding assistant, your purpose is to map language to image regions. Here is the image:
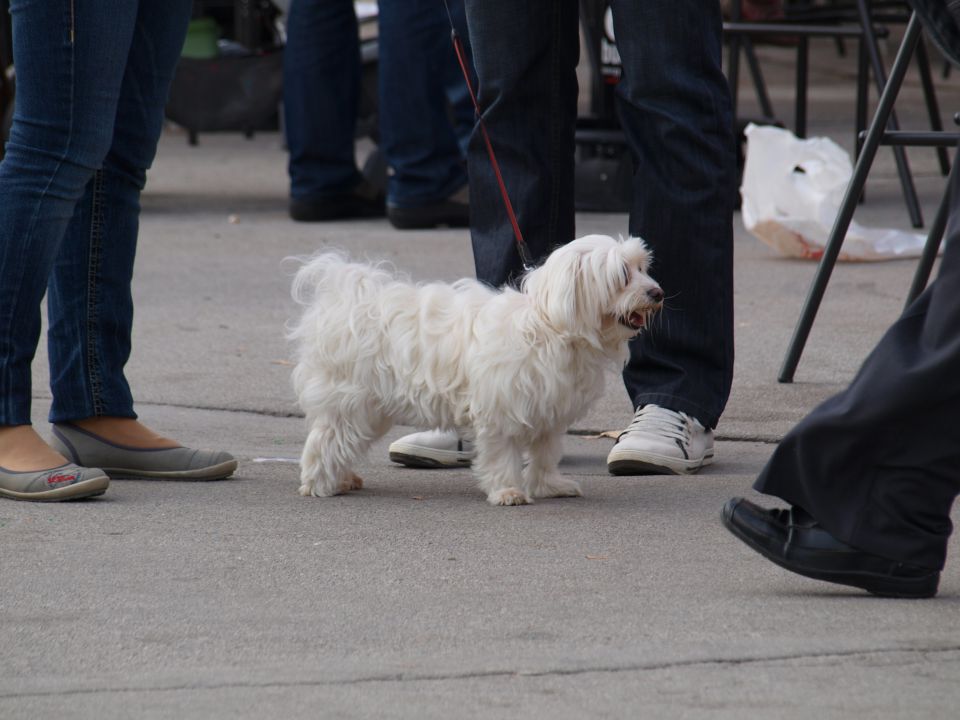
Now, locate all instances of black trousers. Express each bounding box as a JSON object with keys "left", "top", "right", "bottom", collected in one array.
[
  {"left": 464, "top": 0, "right": 736, "bottom": 429},
  {"left": 755, "top": 162, "right": 960, "bottom": 571}
]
